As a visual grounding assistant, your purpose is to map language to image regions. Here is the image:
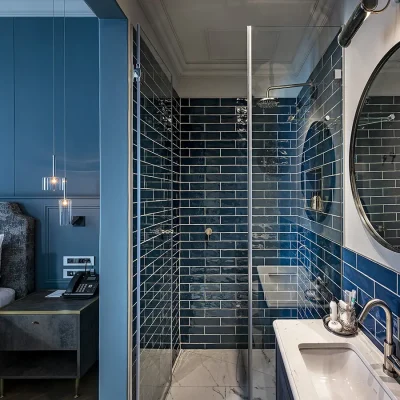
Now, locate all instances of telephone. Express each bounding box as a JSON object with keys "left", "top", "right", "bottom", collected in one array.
[{"left": 63, "top": 272, "right": 99, "bottom": 299}]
